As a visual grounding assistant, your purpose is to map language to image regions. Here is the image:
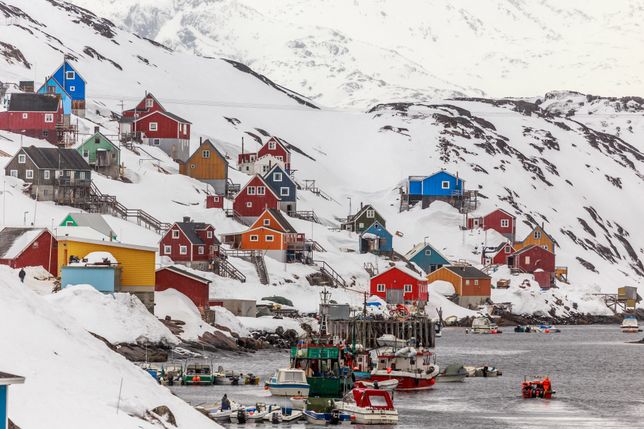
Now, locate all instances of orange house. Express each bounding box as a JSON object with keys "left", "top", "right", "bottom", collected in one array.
[
  {"left": 178, "top": 139, "right": 228, "bottom": 194},
  {"left": 426, "top": 265, "right": 491, "bottom": 309},
  {"left": 222, "top": 209, "right": 310, "bottom": 263},
  {"left": 514, "top": 224, "right": 556, "bottom": 254}
]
